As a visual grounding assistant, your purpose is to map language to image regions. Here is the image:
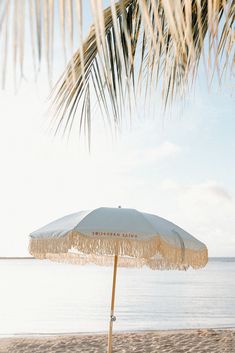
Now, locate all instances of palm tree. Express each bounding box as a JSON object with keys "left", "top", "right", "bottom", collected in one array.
[{"left": 0, "top": 1, "right": 234, "bottom": 138}]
